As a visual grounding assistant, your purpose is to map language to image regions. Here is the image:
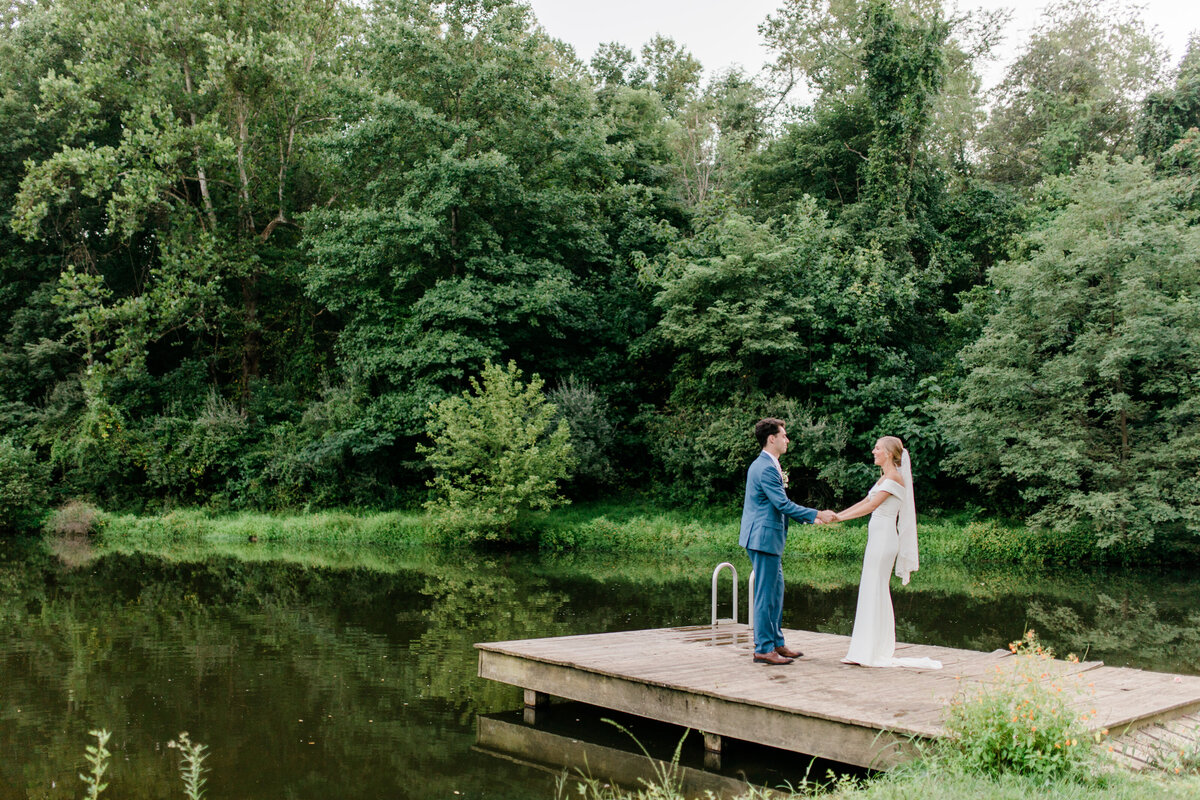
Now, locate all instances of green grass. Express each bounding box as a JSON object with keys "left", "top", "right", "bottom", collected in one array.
[
  {"left": 529, "top": 500, "right": 1002, "bottom": 560},
  {"left": 93, "top": 498, "right": 1178, "bottom": 567},
  {"left": 557, "top": 749, "right": 1200, "bottom": 800},
  {"left": 101, "top": 507, "right": 433, "bottom": 548},
  {"left": 824, "top": 761, "right": 1200, "bottom": 800}
]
